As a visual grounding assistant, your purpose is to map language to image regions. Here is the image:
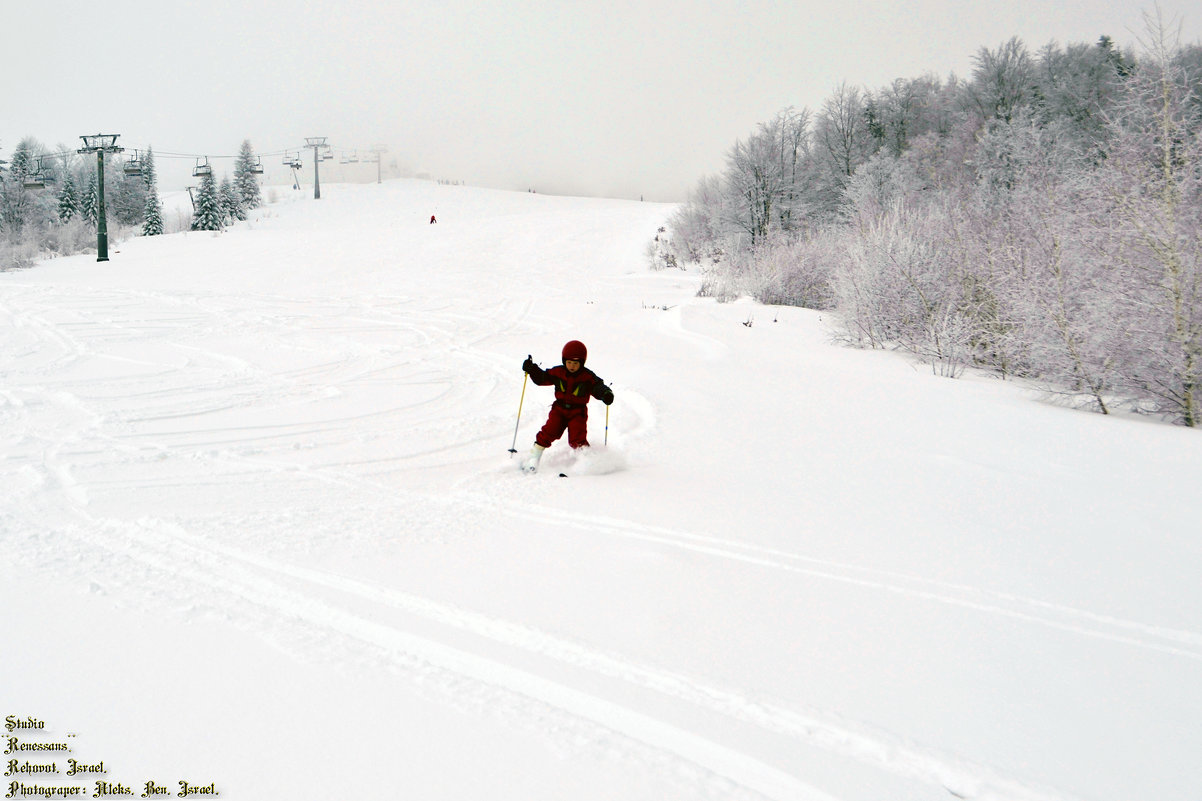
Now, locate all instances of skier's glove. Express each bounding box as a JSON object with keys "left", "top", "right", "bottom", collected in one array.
[
  {"left": 600, "top": 390, "right": 614, "bottom": 406},
  {"left": 522, "top": 357, "right": 535, "bottom": 374}
]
